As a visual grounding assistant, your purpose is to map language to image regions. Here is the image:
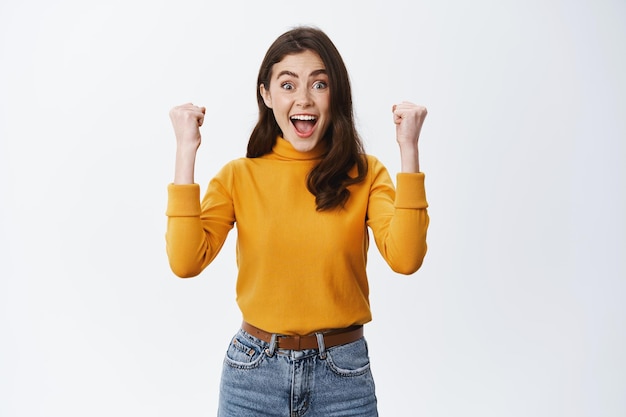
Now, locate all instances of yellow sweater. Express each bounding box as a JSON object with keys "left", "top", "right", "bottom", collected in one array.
[{"left": 166, "top": 137, "right": 429, "bottom": 335}]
